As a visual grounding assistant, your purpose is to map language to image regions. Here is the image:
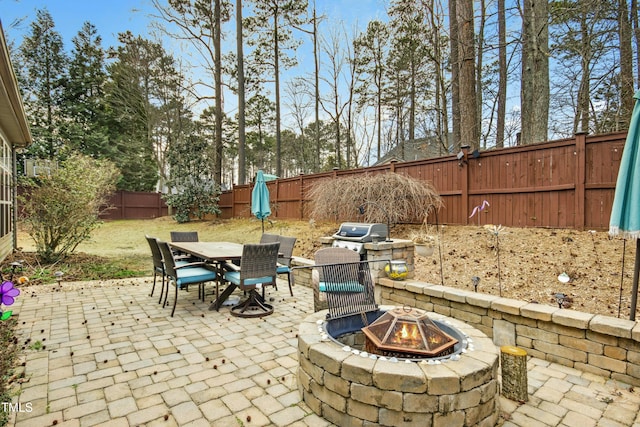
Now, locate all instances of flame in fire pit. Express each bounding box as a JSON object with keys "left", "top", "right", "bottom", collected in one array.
[{"left": 362, "top": 307, "right": 458, "bottom": 358}]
